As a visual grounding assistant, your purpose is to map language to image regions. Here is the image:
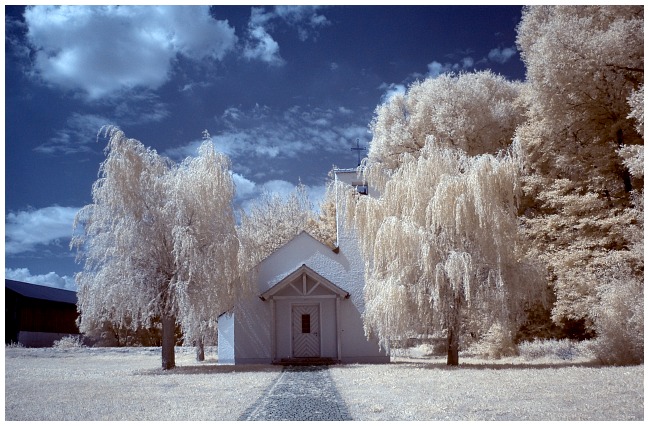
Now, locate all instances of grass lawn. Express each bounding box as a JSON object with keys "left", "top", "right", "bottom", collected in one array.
[
  {"left": 331, "top": 355, "right": 643, "bottom": 420},
  {"left": 4, "top": 346, "right": 643, "bottom": 421}
]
